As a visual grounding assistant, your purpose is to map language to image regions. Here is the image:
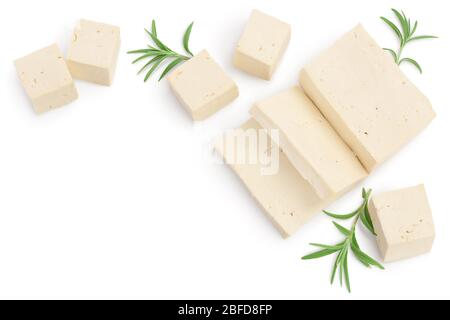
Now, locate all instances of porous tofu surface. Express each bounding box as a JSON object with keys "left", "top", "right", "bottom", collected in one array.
[
  {"left": 369, "top": 185, "right": 435, "bottom": 262},
  {"left": 251, "top": 87, "right": 367, "bottom": 199},
  {"left": 15, "top": 44, "right": 78, "bottom": 113},
  {"left": 168, "top": 50, "right": 239, "bottom": 120},
  {"left": 234, "top": 9, "right": 291, "bottom": 80},
  {"left": 67, "top": 19, "right": 121, "bottom": 85},
  {"left": 300, "top": 24, "right": 435, "bottom": 171}
]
